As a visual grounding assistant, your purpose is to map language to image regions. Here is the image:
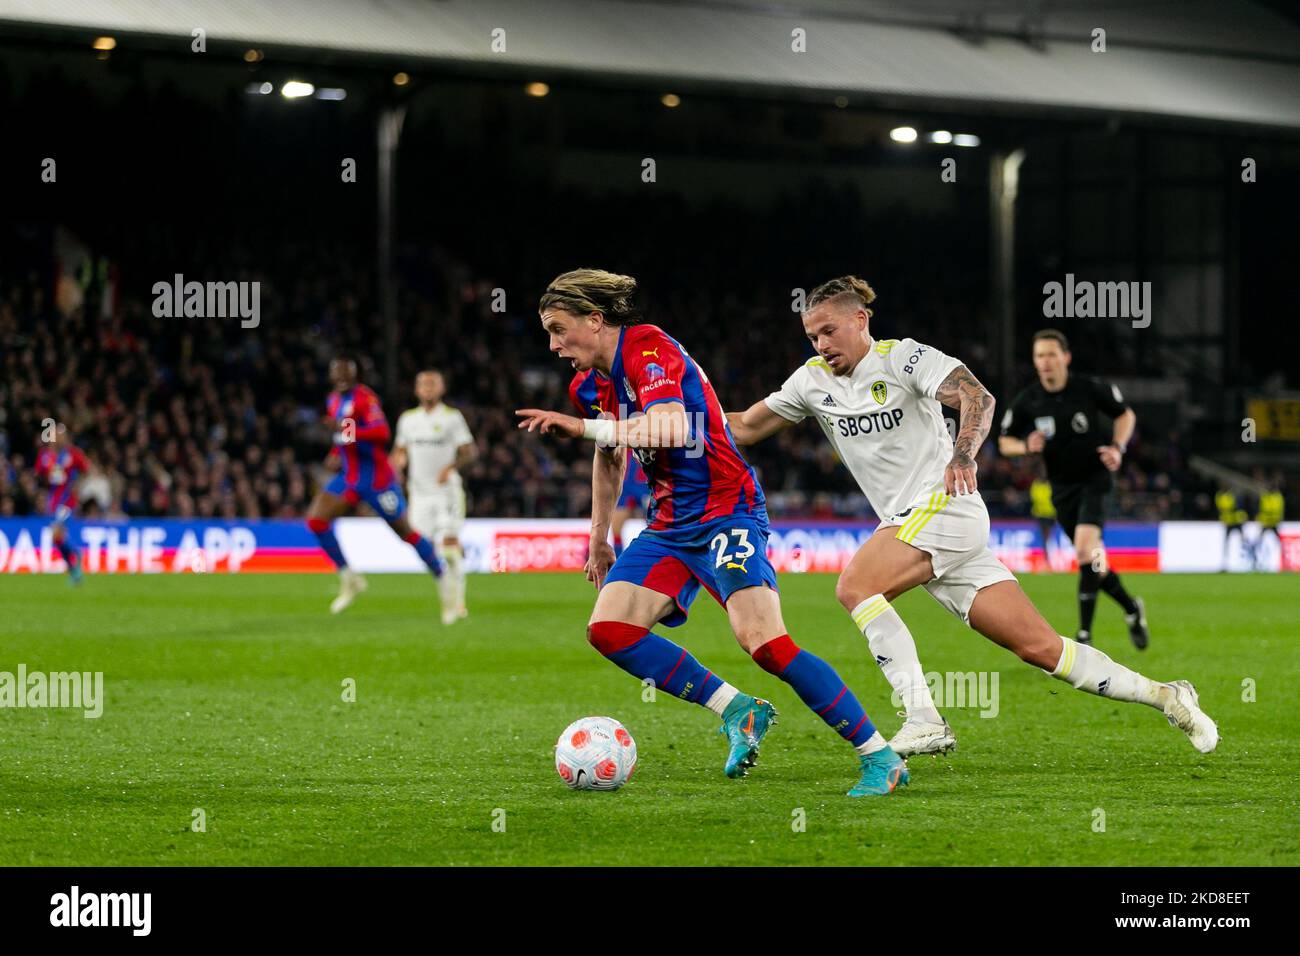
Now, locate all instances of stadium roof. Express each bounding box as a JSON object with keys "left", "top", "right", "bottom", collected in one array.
[{"left": 4, "top": 0, "right": 1300, "bottom": 128}]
